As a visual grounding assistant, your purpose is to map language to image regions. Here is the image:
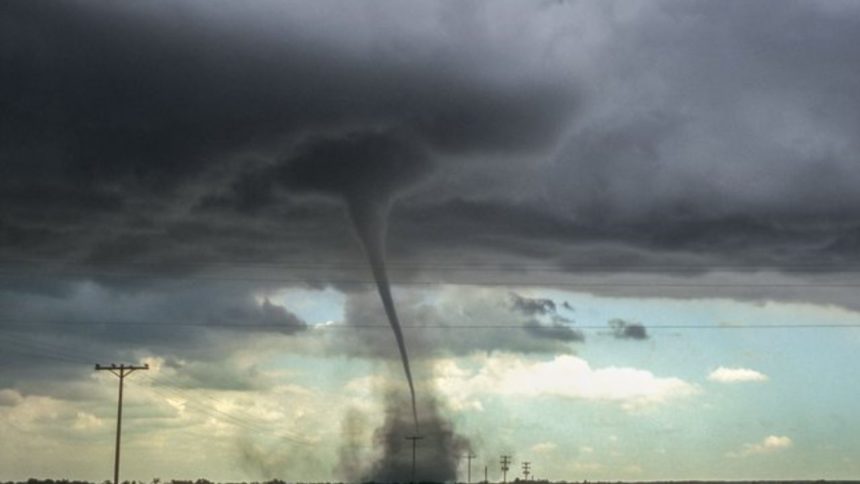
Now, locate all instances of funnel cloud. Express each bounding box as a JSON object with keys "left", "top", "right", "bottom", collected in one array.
[{"left": 280, "top": 131, "right": 431, "bottom": 429}]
